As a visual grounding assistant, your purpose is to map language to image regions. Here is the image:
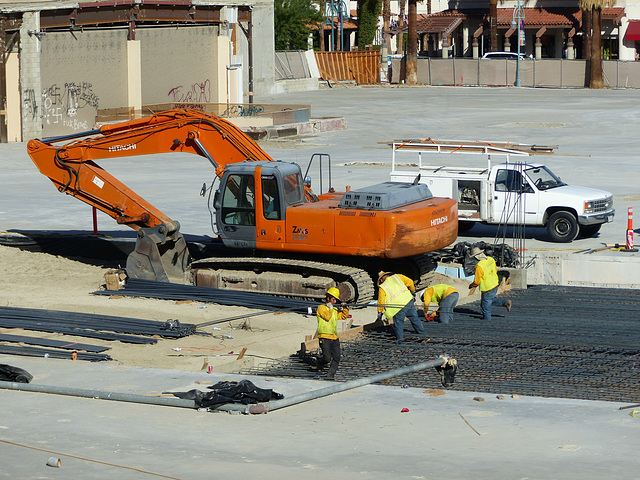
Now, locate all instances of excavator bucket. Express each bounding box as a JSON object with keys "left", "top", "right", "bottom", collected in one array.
[{"left": 126, "top": 223, "right": 190, "bottom": 283}]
